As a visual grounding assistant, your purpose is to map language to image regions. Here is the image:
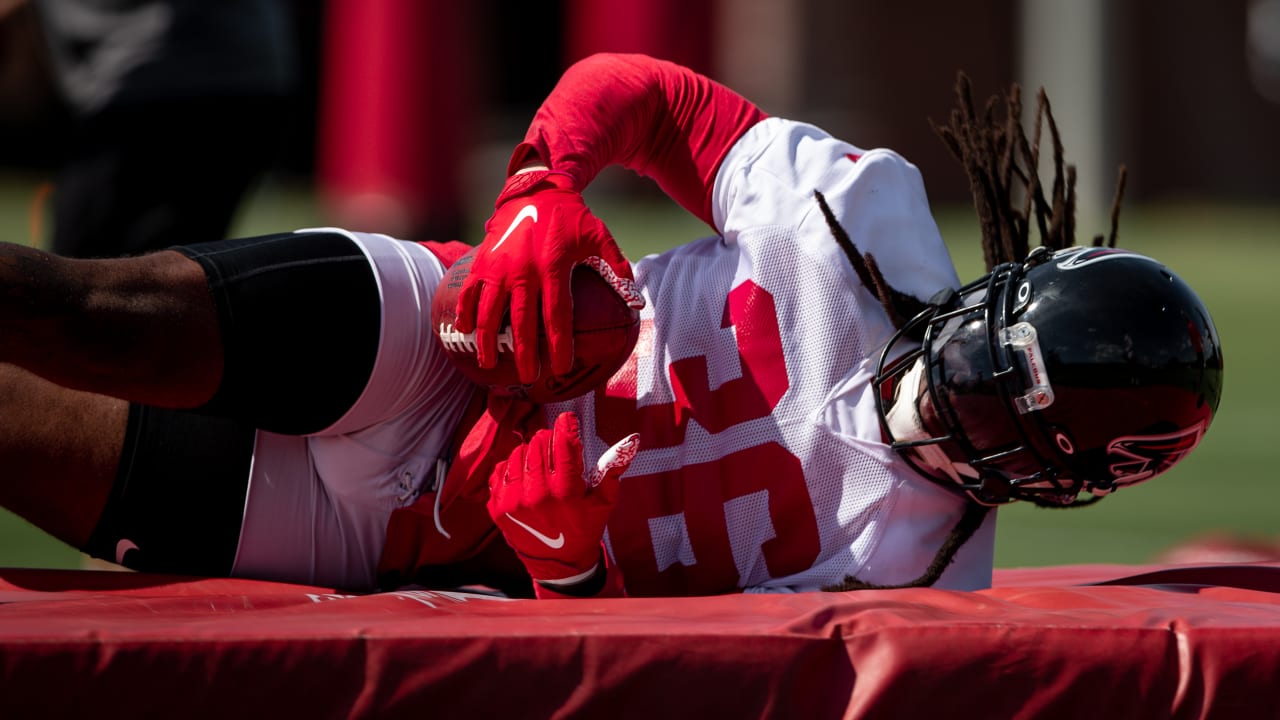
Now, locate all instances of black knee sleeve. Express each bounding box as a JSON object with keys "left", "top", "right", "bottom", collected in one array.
[
  {"left": 82, "top": 404, "right": 256, "bottom": 576},
  {"left": 174, "top": 231, "right": 382, "bottom": 435}
]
